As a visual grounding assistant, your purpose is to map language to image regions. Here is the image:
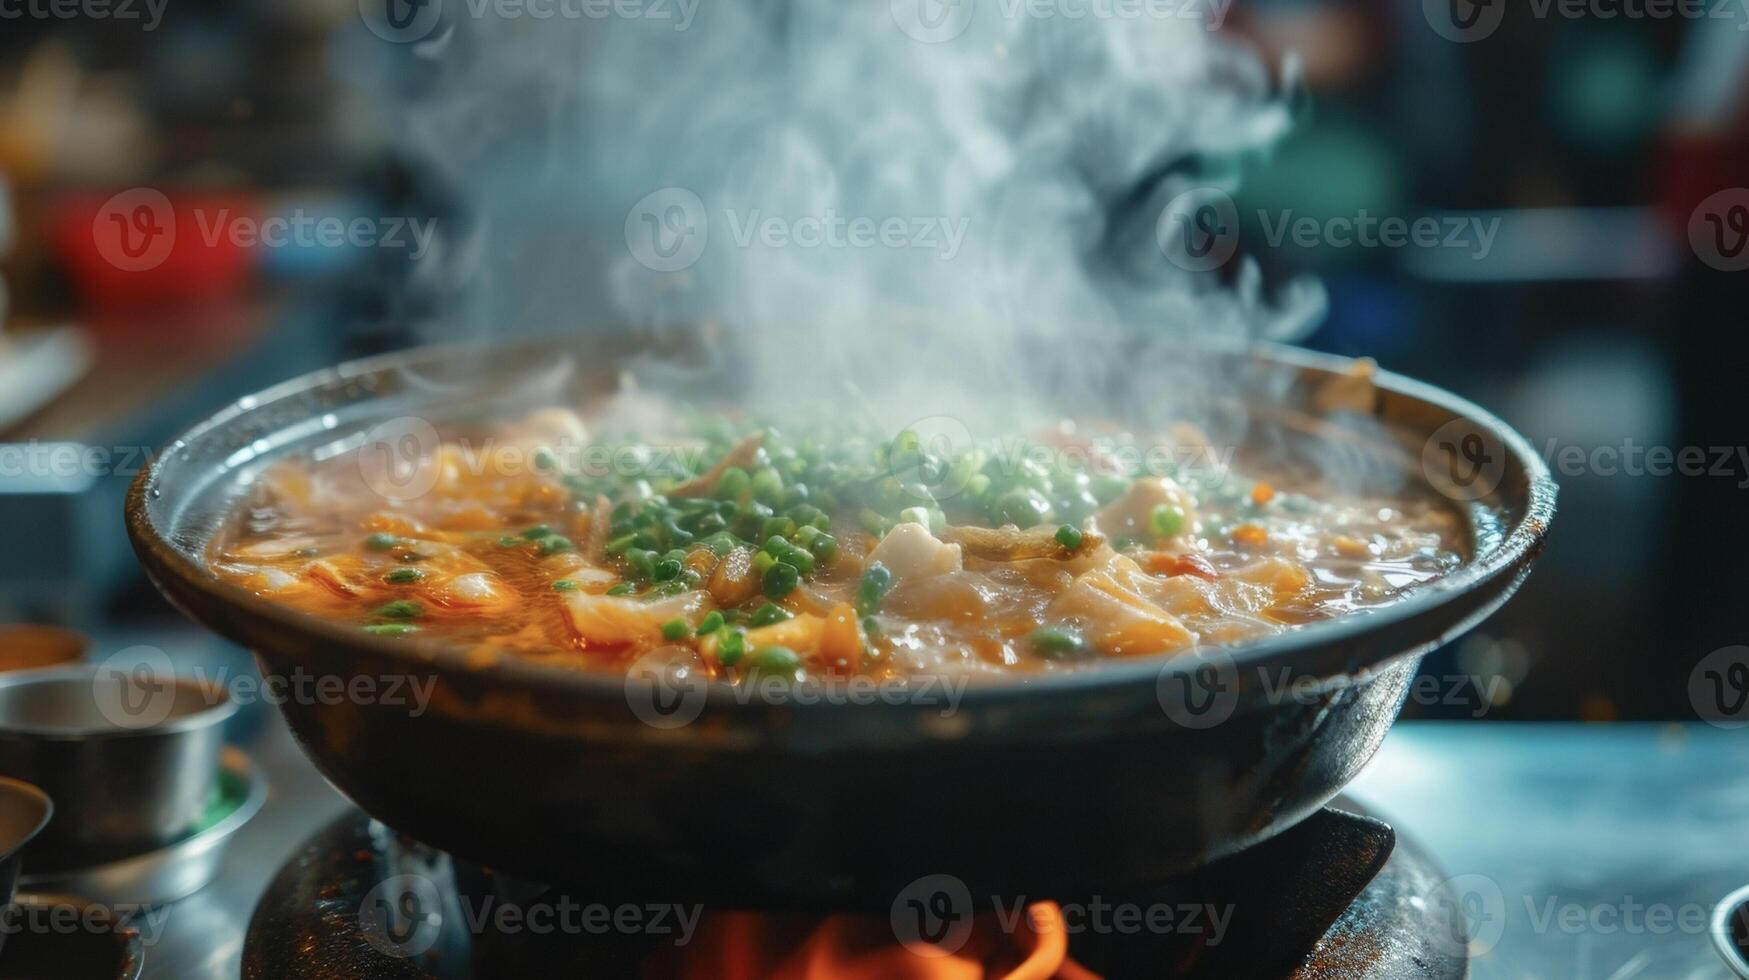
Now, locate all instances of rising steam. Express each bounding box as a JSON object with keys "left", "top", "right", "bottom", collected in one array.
[{"left": 351, "top": 0, "right": 1323, "bottom": 438}]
